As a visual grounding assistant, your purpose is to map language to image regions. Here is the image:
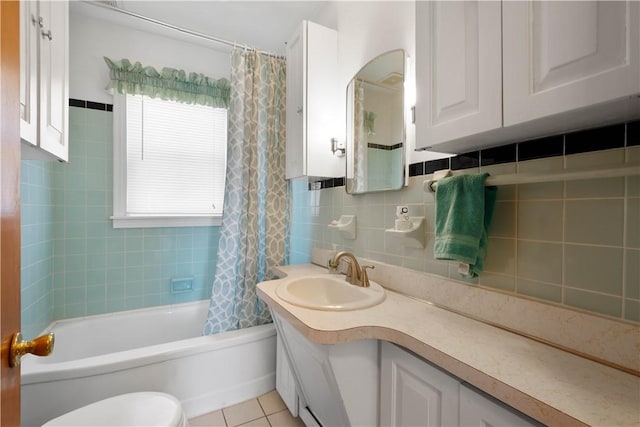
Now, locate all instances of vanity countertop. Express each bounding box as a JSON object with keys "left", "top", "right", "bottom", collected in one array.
[{"left": 257, "top": 264, "right": 640, "bottom": 427}]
